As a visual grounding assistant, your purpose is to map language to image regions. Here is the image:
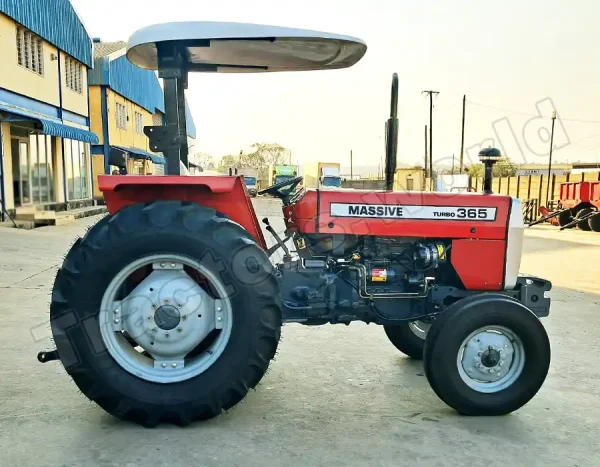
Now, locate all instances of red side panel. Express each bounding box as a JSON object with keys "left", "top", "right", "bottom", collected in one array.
[
  {"left": 287, "top": 190, "right": 511, "bottom": 240},
  {"left": 450, "top": 239, "right": 506, "bottom": 290},
  {"left": 99, "top": 175, "right": 266, "bottom": 248}
]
